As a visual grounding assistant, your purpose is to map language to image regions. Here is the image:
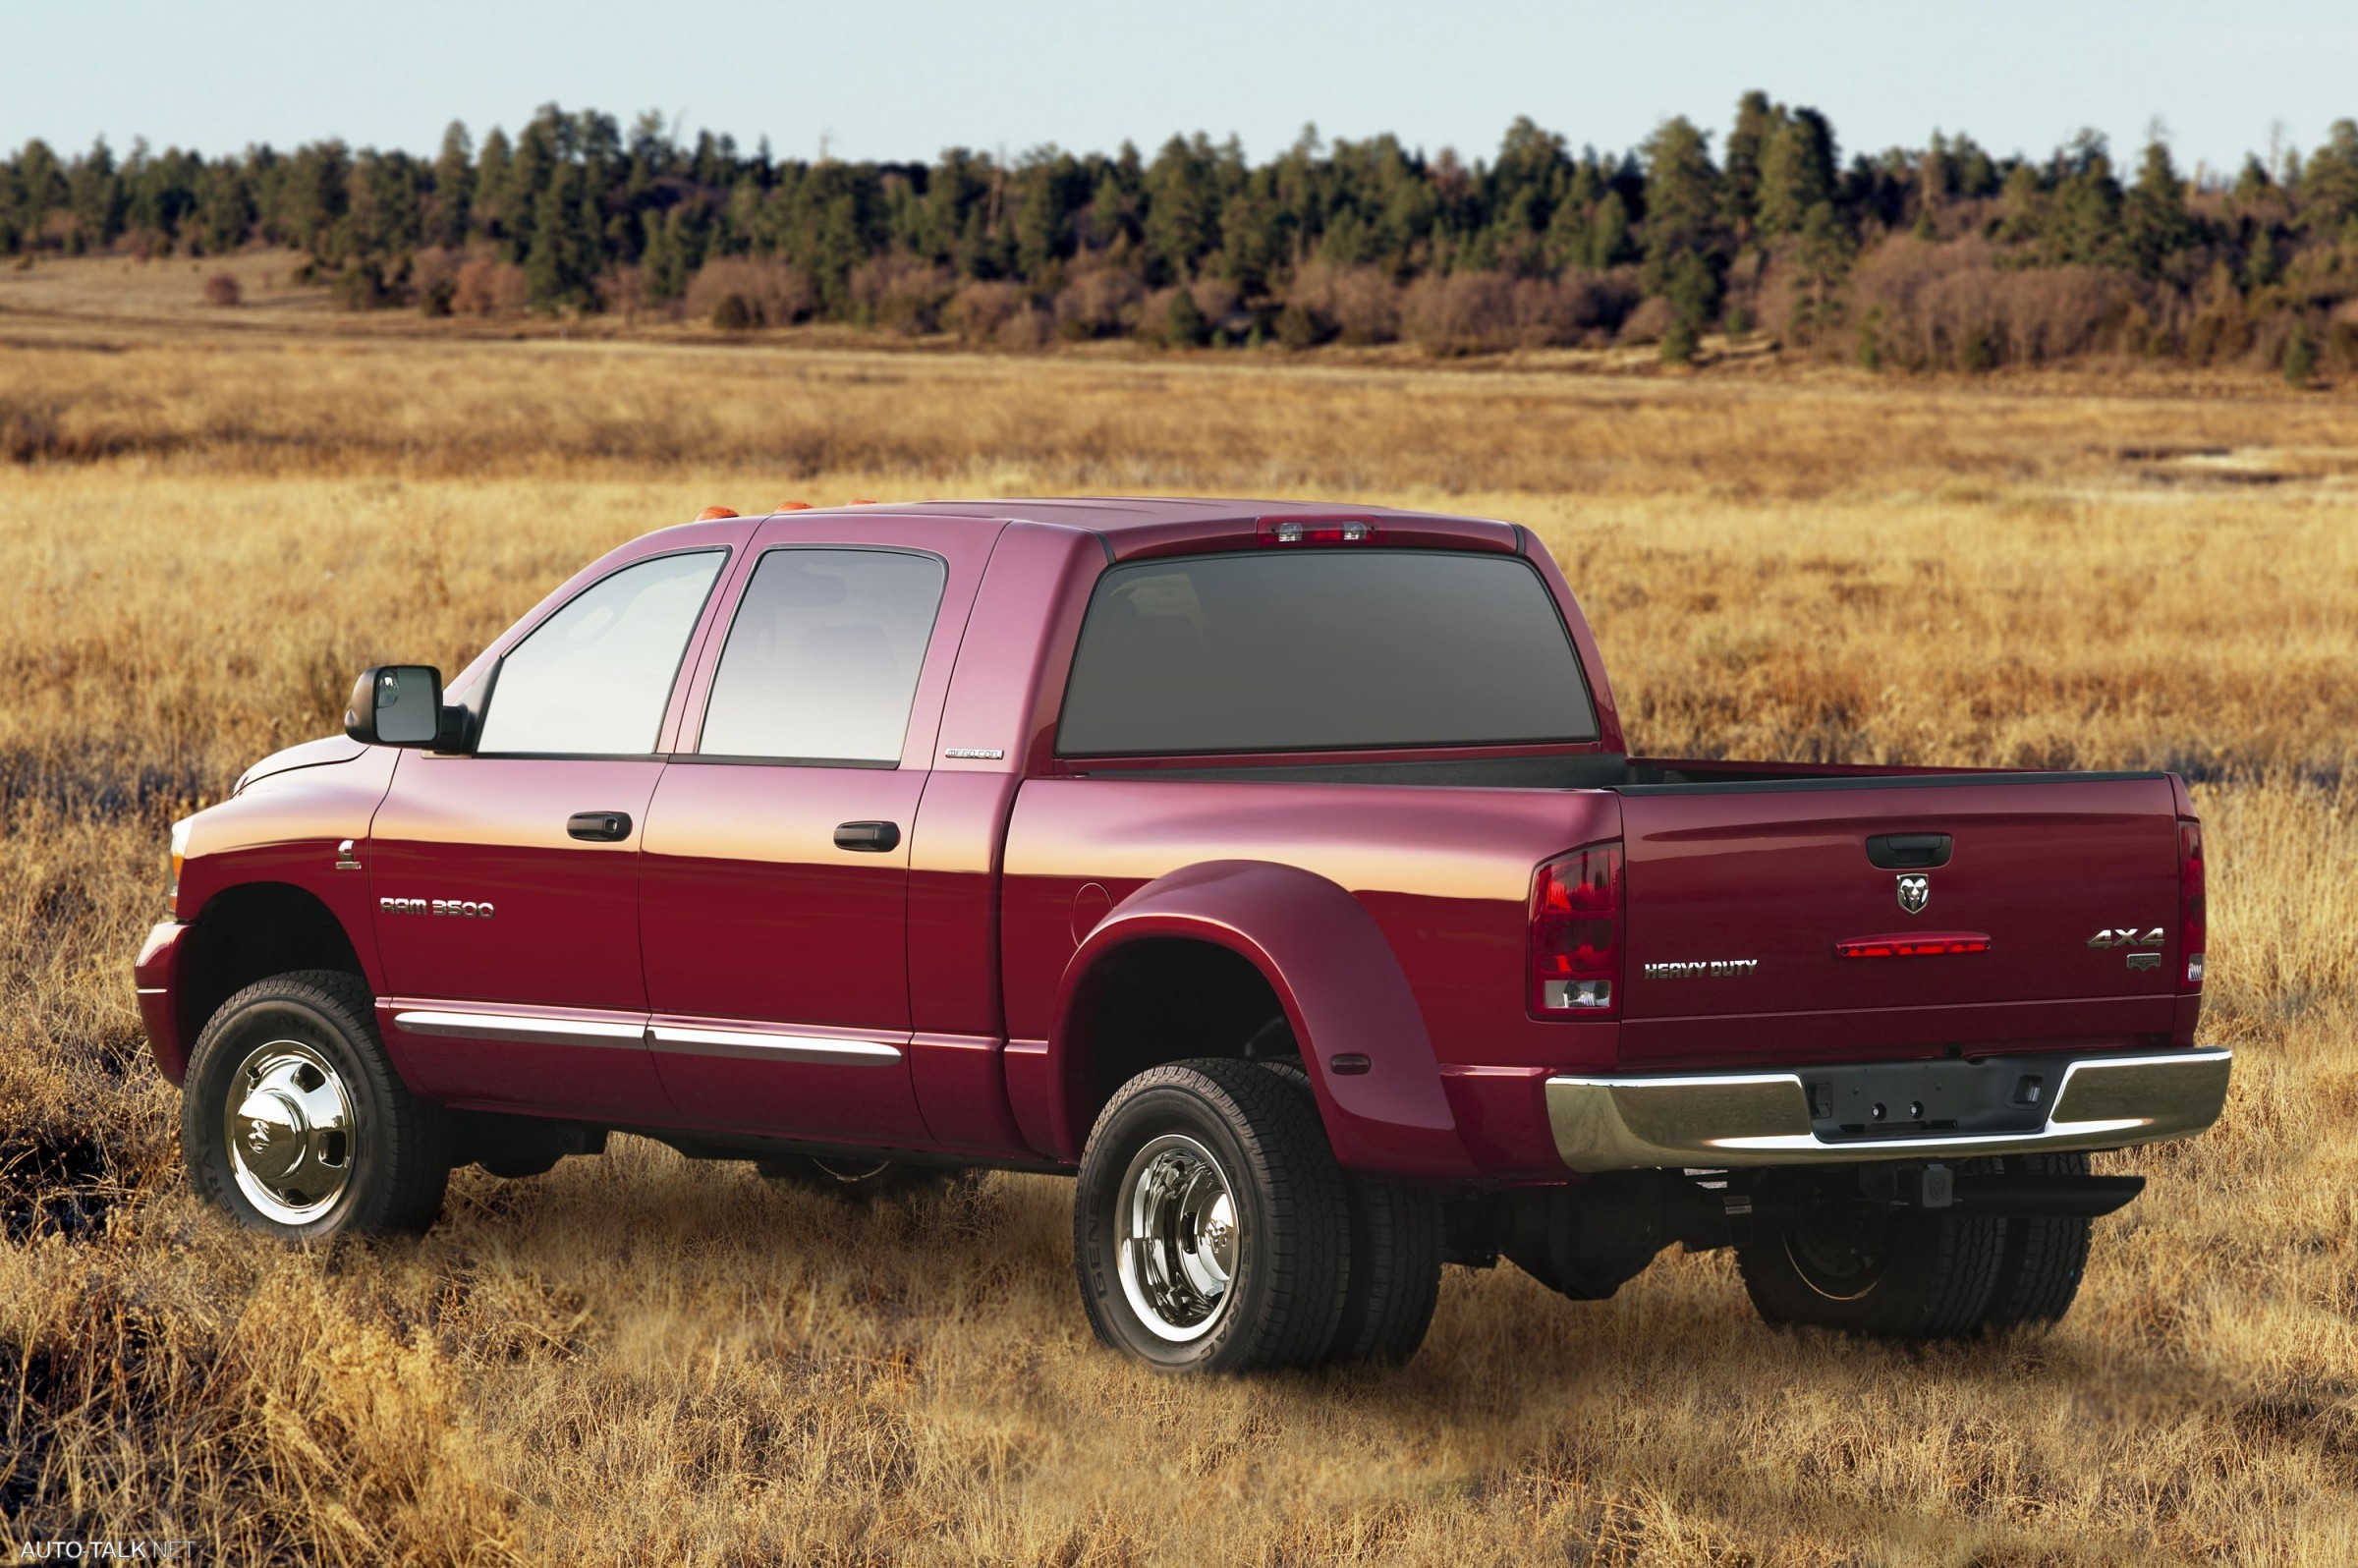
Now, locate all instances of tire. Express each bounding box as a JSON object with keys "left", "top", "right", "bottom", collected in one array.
[
  {"left": 1736, "top": 1190, "right": 2001, "bottom": 1341},
  {"left": 756, "top": 1154, "right": 971, "bottom": 1201},
  {"left": 1259, "top": 1061, "right": 1441, "bottom": 1365},
  {"left": 1329, "top": 1173, "right": 1443, "bottom": 1364},
  {"left": 182, "top": 971, "right": 451, "bottom": 1240},
  {"left": 1074, "top": 1058, "right": 1350, "bottom": 1374},
  {"left": 1977, "top": 1153, "right": 2094, "bottom": 1330}
]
